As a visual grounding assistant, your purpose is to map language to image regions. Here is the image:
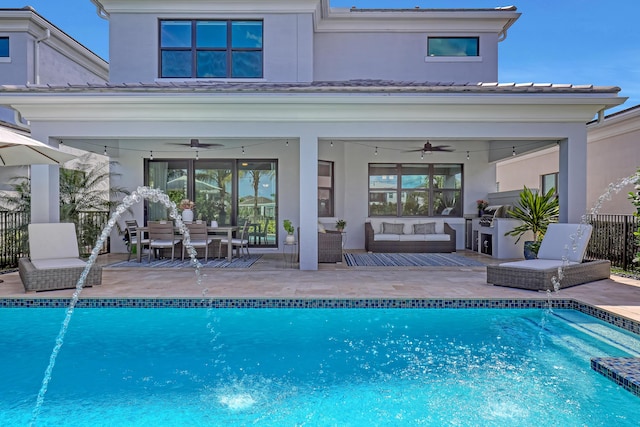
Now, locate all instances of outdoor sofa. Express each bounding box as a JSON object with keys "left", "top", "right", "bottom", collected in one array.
[
  {"left": 365, "top": 218, "right": 456, "bottom": 253},
  {"left": 18, "top": 223, "right": 102, "bottom": 292},
  {"left": 486, "top": 223, "right": 610, "bottom": 291}
]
